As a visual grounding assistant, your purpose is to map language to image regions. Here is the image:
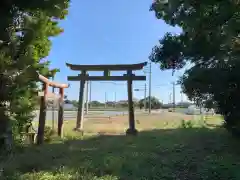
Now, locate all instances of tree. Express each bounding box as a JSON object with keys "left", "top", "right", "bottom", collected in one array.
[
  {"left": 89, "top": 101, "right": 104, "bottom": 107},
  {"left": 176, "top": 102, "right": 192, "bottom": 108},
  {"left": 149, "top": 0, "right": 240, "bottom": 135},
  {"left": 70, "top": 100, "right": 79, "bottom": 108},
  {"left": 138, "top": 96, "right": 162, "bottom": 110},
  {"left": 0, "top": 0, "right": 69, "bottom": 149},
  {"left": 117, "top": 100, "right": 129, "bottom": 108}
]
